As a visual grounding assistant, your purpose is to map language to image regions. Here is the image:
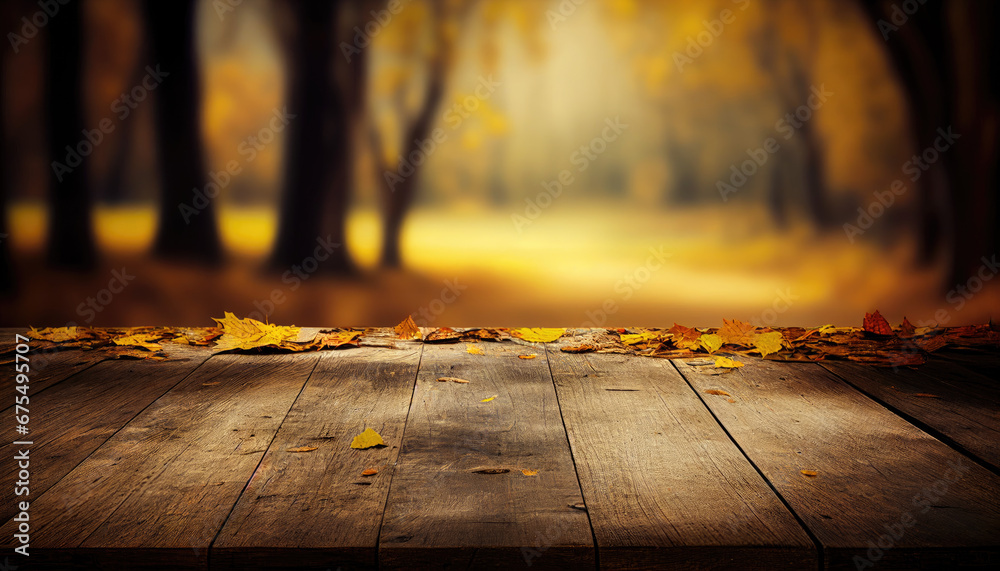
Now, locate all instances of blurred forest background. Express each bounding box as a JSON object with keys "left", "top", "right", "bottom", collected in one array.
[{"left": 0, "top": 0, "right": 997, "bottom": 328}]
